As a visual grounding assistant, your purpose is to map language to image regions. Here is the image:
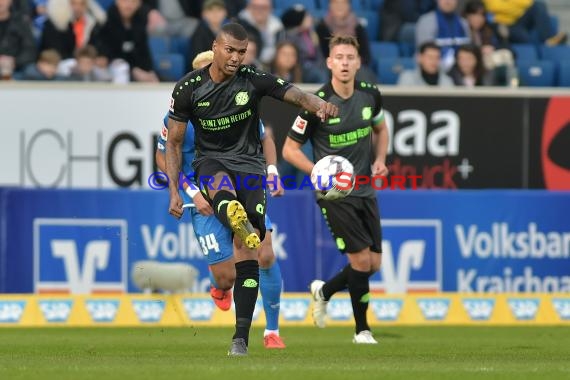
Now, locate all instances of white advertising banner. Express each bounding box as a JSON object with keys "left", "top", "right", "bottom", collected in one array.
[{"left": 0, "top": 84, "right": 172, "bottom": 188}]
